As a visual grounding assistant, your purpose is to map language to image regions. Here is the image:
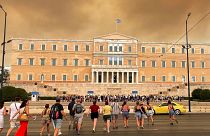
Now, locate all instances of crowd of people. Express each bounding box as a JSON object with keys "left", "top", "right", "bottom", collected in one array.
[
  {"left": 0, "top": 96, "right": 179, "bottom": 136},
  {"left": 59, "top": 94, "right": 184, "bottom": 102}
]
